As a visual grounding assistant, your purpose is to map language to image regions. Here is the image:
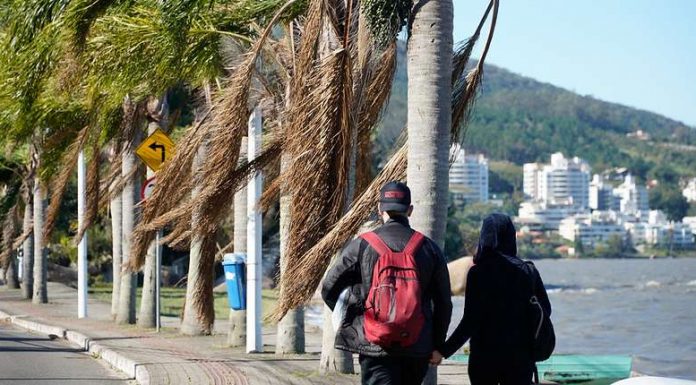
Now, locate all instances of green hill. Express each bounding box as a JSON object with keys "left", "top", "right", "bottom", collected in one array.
[{"left": 376, "top": 43, "right": 696, "bottom": 184}]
